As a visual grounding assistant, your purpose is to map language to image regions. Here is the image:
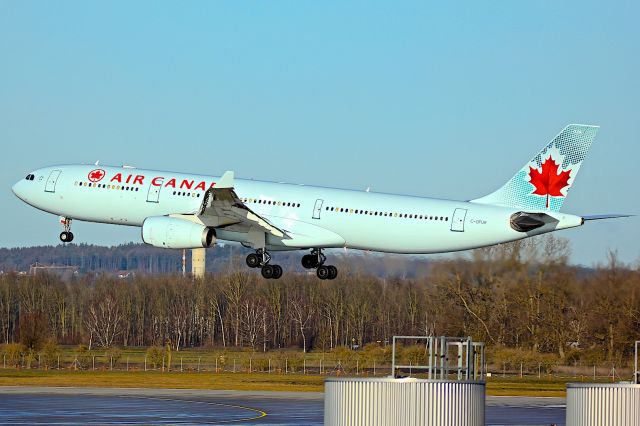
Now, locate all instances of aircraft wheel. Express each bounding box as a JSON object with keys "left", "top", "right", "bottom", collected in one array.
[
  {"left": 272, "top": 265, "right": 283, "bottom": 279},
  {"left": 327, "top": 265, "right": 338, "bottom": 280},
  {"left": 60, "top": 231, "right": 73, "bottom": 243},
  {"left": 301, "top": 254, "right": 317, "bottom": 269},
  {"left": 316, "top": 265, "right": 330, "bottom": 280},
  {"left": 261, "top": 264, "right": 275, "bottom": 279},
  {"left": 246, "top": 253, "right": 261, "bottom": 268}
]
